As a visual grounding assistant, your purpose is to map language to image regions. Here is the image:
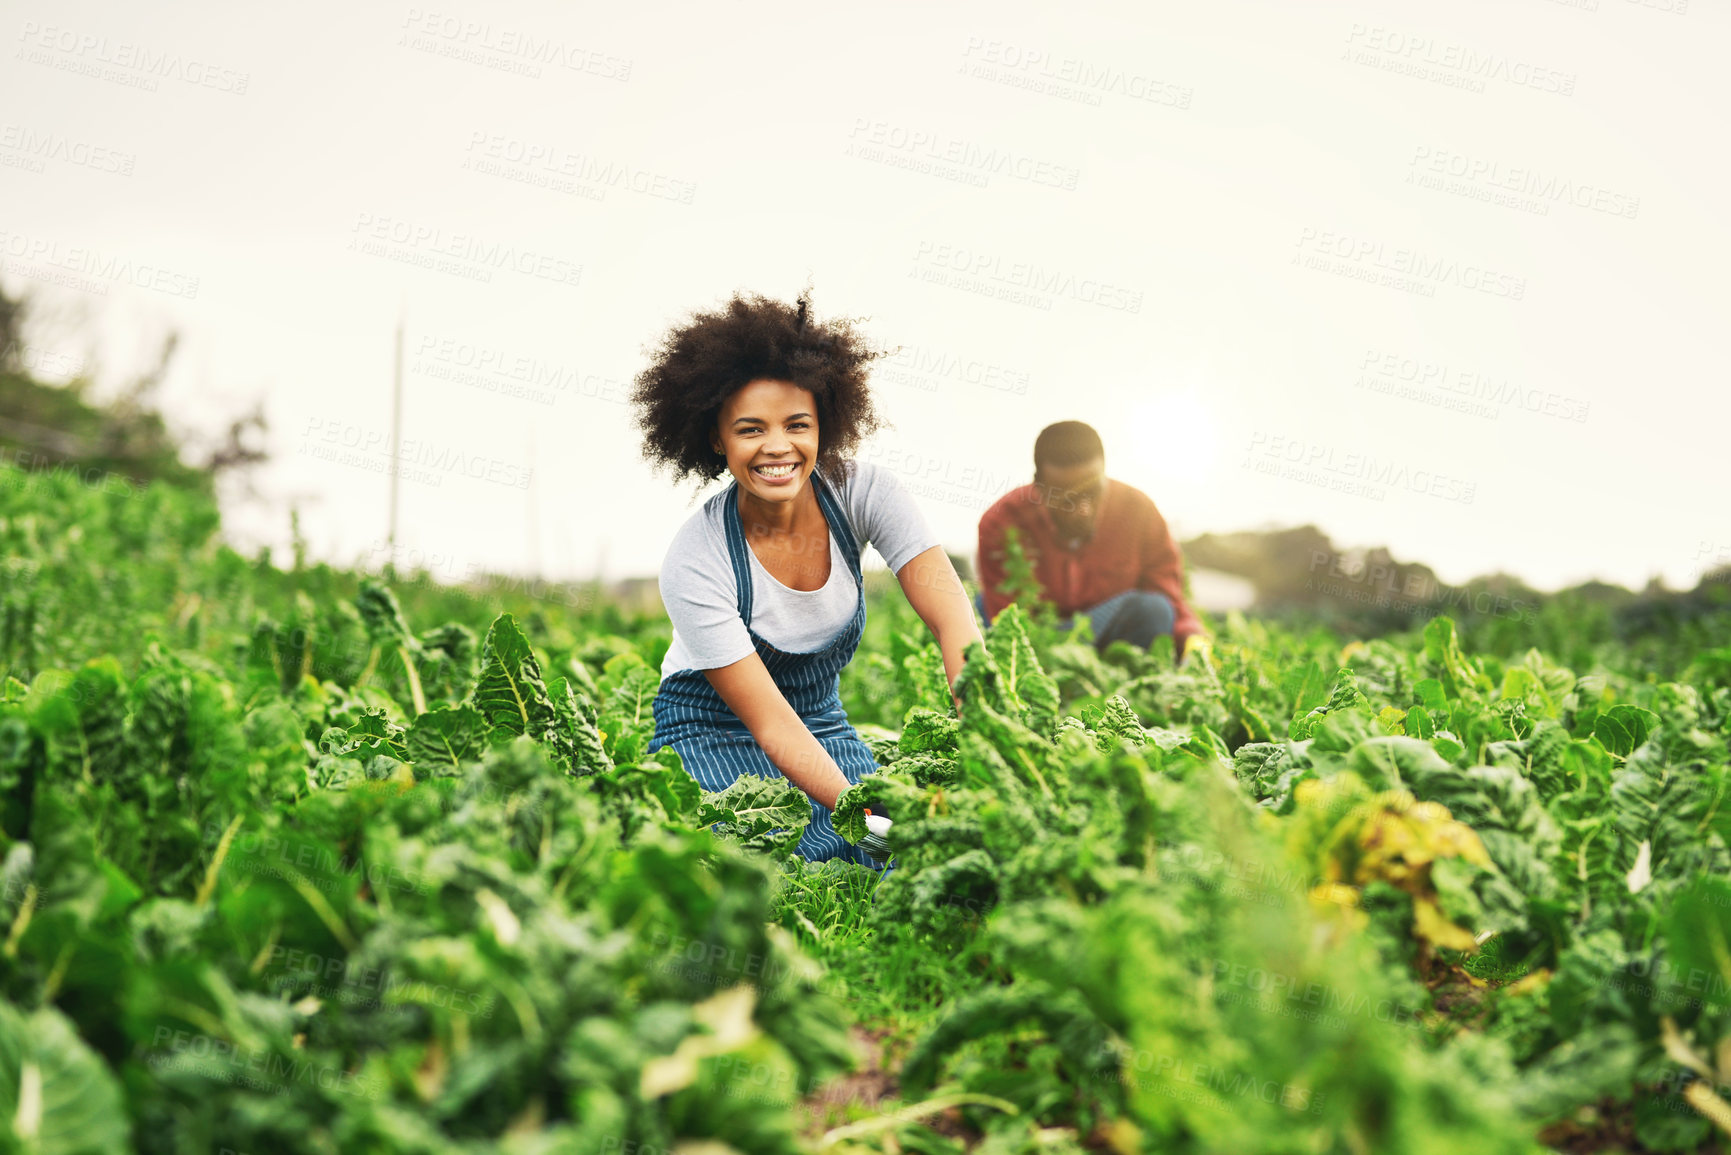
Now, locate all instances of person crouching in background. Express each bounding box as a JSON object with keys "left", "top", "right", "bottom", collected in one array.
[{"left": 976, "top": 420, "right": 1200, "bottom": 661}]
